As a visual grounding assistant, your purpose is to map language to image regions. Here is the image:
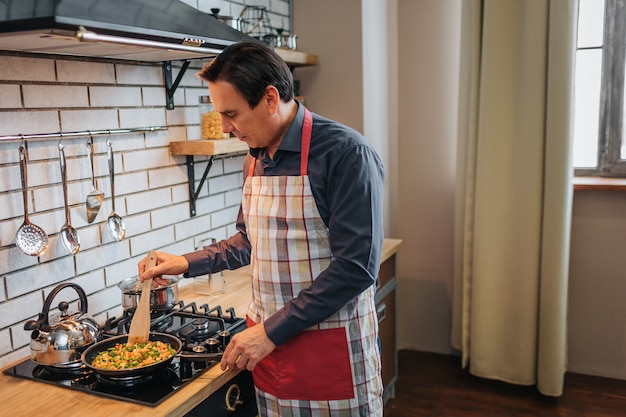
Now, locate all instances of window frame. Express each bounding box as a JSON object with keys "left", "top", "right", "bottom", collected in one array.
[{"left": 575, "top": 0, "right": 626, "bottom": 177}]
